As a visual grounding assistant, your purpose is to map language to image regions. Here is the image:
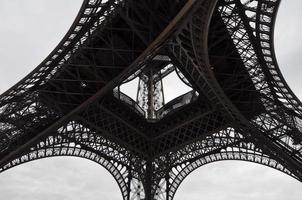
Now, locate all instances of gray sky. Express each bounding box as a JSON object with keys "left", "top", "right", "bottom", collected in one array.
[{"left": 0, "top": 1, "right": 302, "bottom": 199}]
